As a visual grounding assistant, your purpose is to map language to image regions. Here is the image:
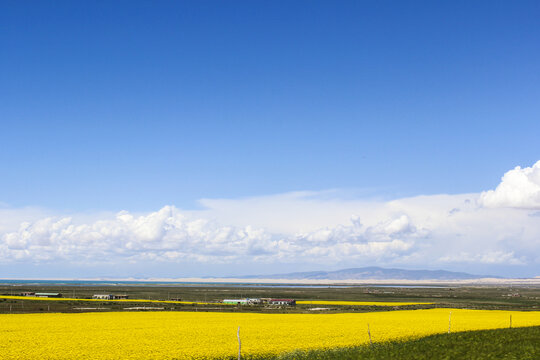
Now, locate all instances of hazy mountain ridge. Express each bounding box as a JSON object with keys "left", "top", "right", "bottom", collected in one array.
[{"left": 242, "top": 267, "right": 499, "bottom": 280}]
